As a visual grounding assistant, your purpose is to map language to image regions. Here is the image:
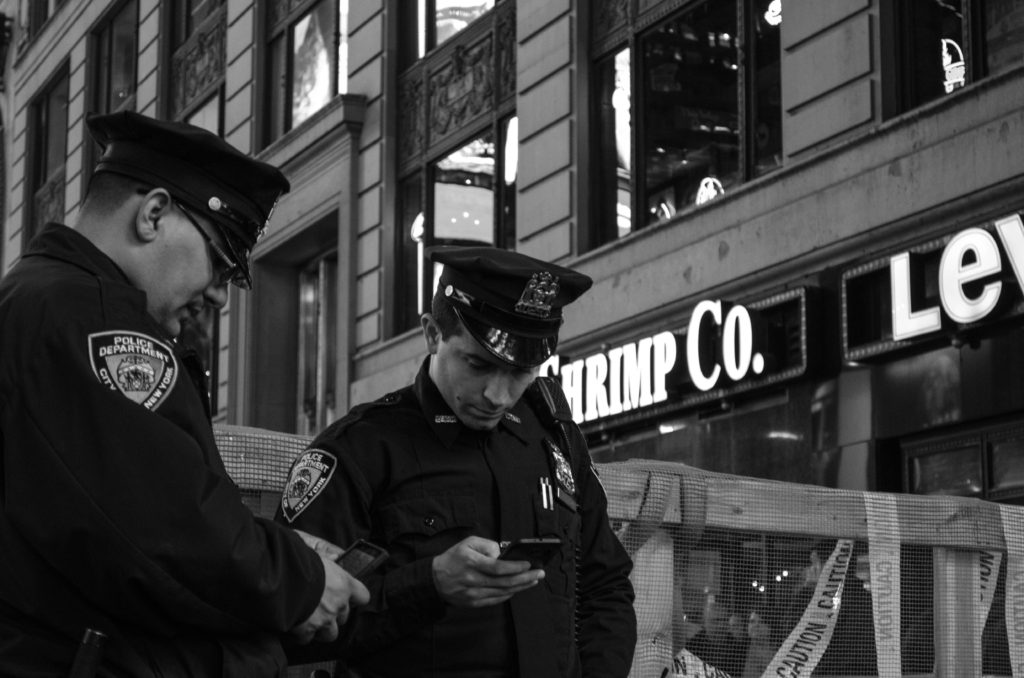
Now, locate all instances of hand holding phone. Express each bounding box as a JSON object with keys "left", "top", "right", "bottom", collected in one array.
[
  {"left": 336, "top": 539, "right": 389, "bottom": 579},
  {"left": 498, "top": 537, "right": 562, "bottom": 569}
]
